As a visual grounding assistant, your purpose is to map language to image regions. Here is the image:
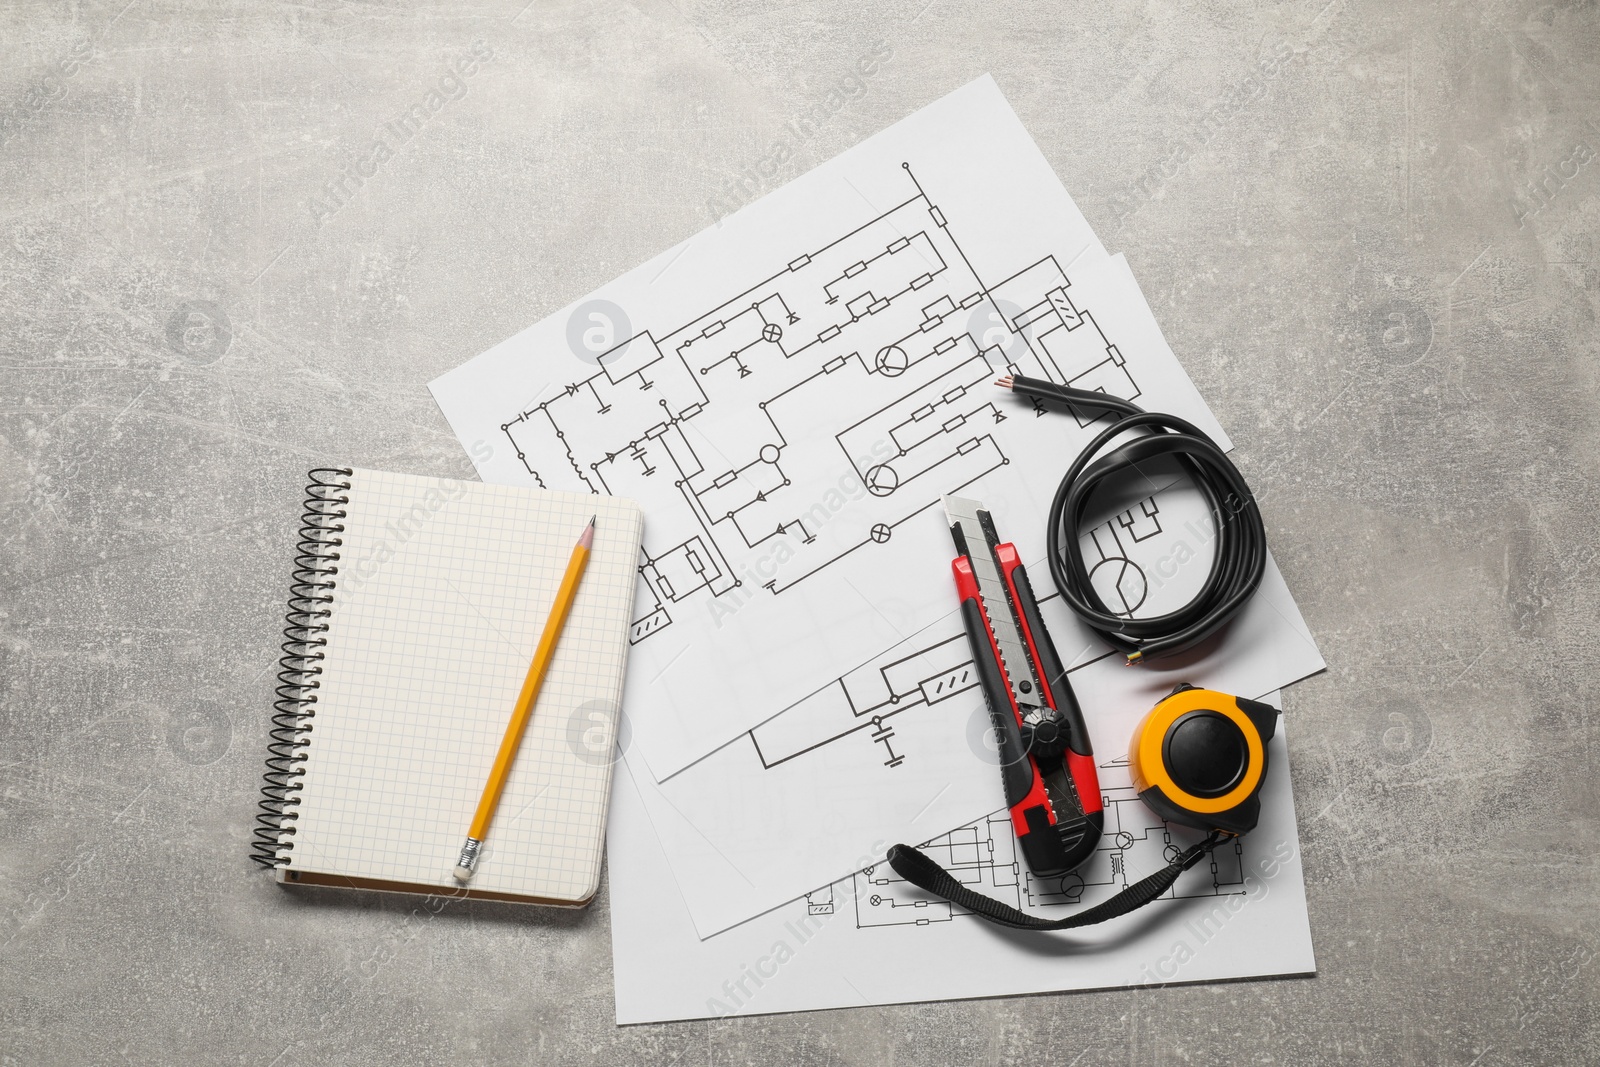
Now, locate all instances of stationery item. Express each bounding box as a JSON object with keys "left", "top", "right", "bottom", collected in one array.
[
  {"left": 455, "top": 516, "right": 596, "bottom": 883},
  {"left": 431, "top": 77, "right": 1246, "bottom": 782},
  {"left": 251, "top": 468, "right": 642, "bottom": 905},
  {"left": 609, "top": 693, "right": 1315, "bottom": 1024}
]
